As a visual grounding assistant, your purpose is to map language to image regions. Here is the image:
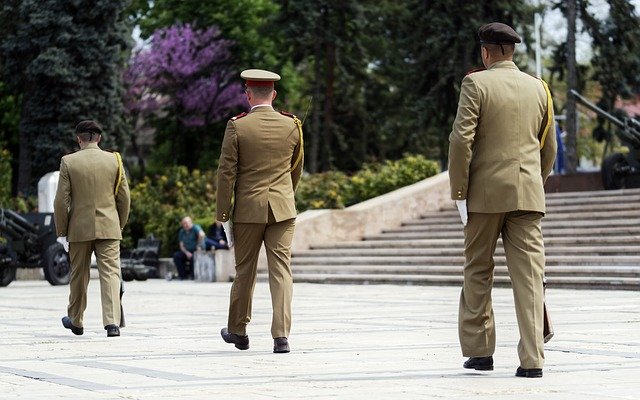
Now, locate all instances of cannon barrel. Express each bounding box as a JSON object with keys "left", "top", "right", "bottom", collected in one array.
[
  {"left": 570, "top": 89, "right": 640, "bottom": 149},
  {"left": 0, "top": 209, "right": 39, "bottom": 241}
]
